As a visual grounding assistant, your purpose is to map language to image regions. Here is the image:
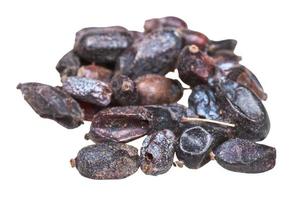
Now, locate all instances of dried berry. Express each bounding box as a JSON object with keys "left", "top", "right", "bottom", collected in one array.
[
  {"left": 140, "top": 129, "right": 176, "bottom": 175},
  {"left": 176, "top": 125, "right": 226, "bottom": 169},
  {"left": 178, "top": 29, "right": 209, "bottom": 50},
  {"left": 111, "top": 74, "right": 139, "bottom": 106},
  {"left": 188, "top": 85, "right": 221, "bottom": 120},
  {"left": 17, "top": 82, "right": 83, "bottom": 128},
  {"left": 77, "top": 63, "right": 113, "bottom": 82},
  {"left": 74, "top": 26, "right": 133, "bottom": 65},
  {"left": 207, "top": 39, "right": 237, "bottom": 56},
  {"left": 214, "top": 138, "right": 276, "bottom": 173},
  {"left": 135, "top": 74, "right": 183, "bottom": 105},
  {"left": 56, "top": 50, "right": 81, "bottom": 81},
  {"left": 117, "top": 29, "right": 183, "bottom": 79},
  {"left": 144, "top": 16, "right": 187, "bottom": 33},
  {"left": 226, "top": 65, "right": 267, "bottom": 100},
  {"left": 71, "top": 142, "right": 139, "bottom": 179},
  {"left": 88, "top": 106, "right": 153, "bottom": 143},
  {"left": 177, "top": 45, "right": 215, "bottom": 86},
  {"left": 217, "top": 80, "right": 270, "bottom": 141},
  {"left": 62, "top": 76, "right": 112, "bottom": 106}
]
